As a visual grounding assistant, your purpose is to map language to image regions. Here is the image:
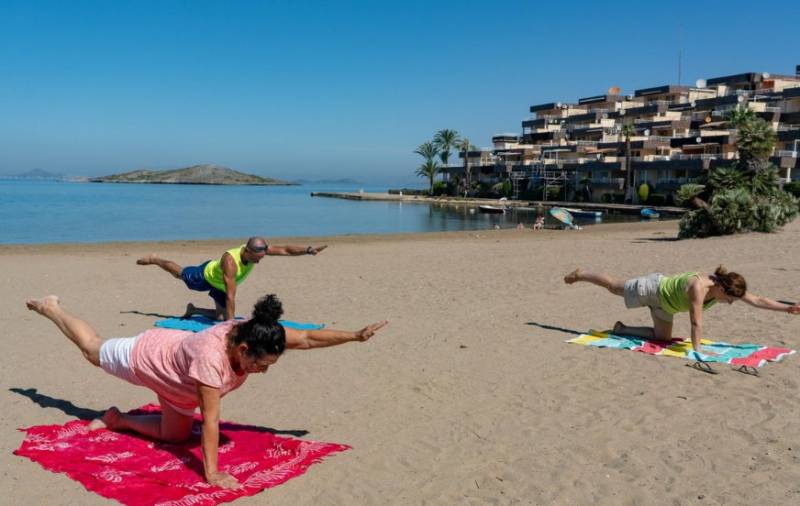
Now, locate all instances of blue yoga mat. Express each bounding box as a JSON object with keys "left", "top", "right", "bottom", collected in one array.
[{"left": 154, "top": 315, "right": 324, "bottom": 332}]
